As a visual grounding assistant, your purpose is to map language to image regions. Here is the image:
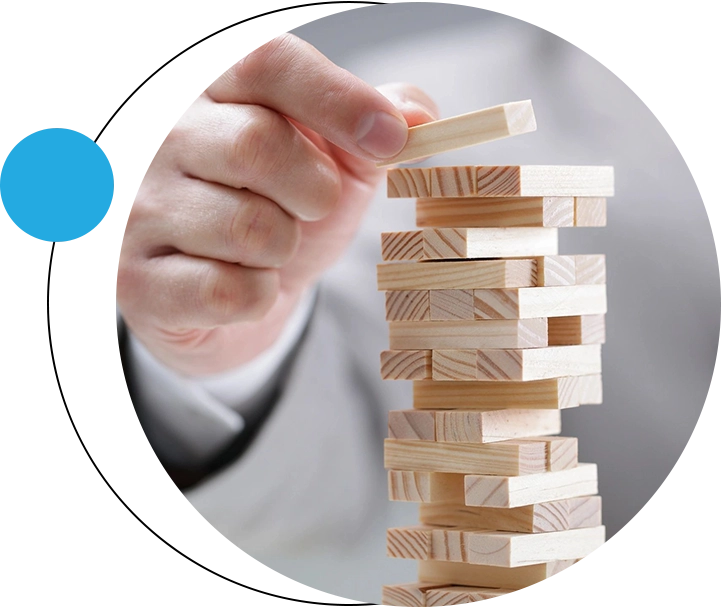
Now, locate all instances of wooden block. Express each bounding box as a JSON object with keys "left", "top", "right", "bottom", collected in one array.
[
  {"left": 418, "top": 559, "right": 575, "bottom": 590},
  {"left": 388, "top": 470, "right": 465, "bottom": 503},
  {"left": 386, "top": 290, "right": 430, "bottom": 322},
  {"left": 382, "top": 230, "right": 424, "bottom": 261},
  {"left": 380, "top": 228, "right": 558, "bottom": 261},
  {"left": 377, "top": 259, "right": 537, "bottom": 291},
  {"left": 381, "top": 583, "right": 512, "bottom": 606},
  {"left": 378, "top": 101, "right": 536, "bottom": 168},
  {"left": 388, "top": 168, "right": 432, "bottom": 197},
  {"left": 432, "top": 345, "right": 602, "bottom": 381},
  {"left": 381, "top": 350, "right": 432, "bottom": 380},
  {"left": 389, "top": 409, "right": 561, "bottom": 443},
  {"left": 548, "top": 314, "right": 606, "bottom": 345},
  {"left": 419, "top": 496, "right": 603, "bottom": 533},
  {"left": 475, "top": 166, "right": 614, "bottom": 197},
  {"left": 575, "top": 197, "right": 607, "bottom": 226},
  {"left": 575, "top": 254, "right": 606, "bottom": 285},
  {"left": 416, "top": 196, "right": 574, "bottom": 228},
  {"left": 413, "top": 376, "right": 598, "bottom": 410},
  {"left": 384, "top": 439, "right": 548, "bottom": 475},
  {"left": 473, "top": 285, "right": 607, "bottom": 320},
  {"left": 429, "top": 290, "right": 474, "bottom": 320},
  {"left": 430, "top": 167, "right": 477, "bottom": 197},
  {"left": 389, "top": 410, "right": 436, "bottom": 441},
  {"left": 537, "top": 255, "right": 576, "bottom": 286},
  {"left": 522, "top": 436, "right": 578, "bottom": 471},
  {"left": 388, "top": 318, "right": 548, "bottom": 350},
  {"left": 464, "top": 463, "right": 599, "bottom": 508},
  {"left": 388, "top": 525, "right": 605, "bottom": 567}
]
